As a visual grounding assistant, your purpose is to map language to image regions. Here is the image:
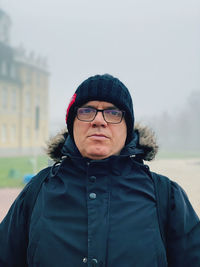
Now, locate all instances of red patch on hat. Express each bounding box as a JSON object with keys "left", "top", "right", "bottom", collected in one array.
[{"left": 65, "top": 93, "right": 77, "bottom": 123}]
